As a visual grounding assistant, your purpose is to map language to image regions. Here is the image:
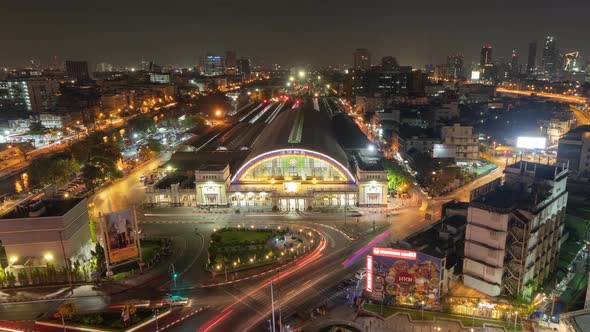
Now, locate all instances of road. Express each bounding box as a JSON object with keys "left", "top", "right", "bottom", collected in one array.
[
  {"left": 89, "top": 153, "right": 171, "bottom": 215},
  {"left": 496, "top": 87, "right": 588, "bottom": 105},
  {"left": 570, "top": 105, "right": 590, "bottom": 126}
]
